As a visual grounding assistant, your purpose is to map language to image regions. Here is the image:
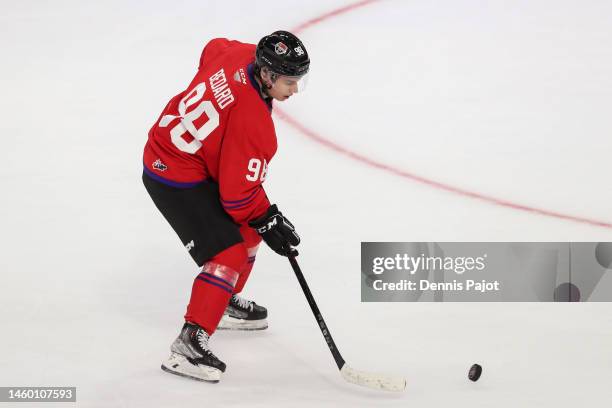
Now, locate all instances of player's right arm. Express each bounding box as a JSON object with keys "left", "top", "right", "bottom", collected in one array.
[
  {"left": 217, "top": 108, "right": 274, "bottom": 226},
  {"left": 218, "top": 107, "right": 301, "bottom": 256}
]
